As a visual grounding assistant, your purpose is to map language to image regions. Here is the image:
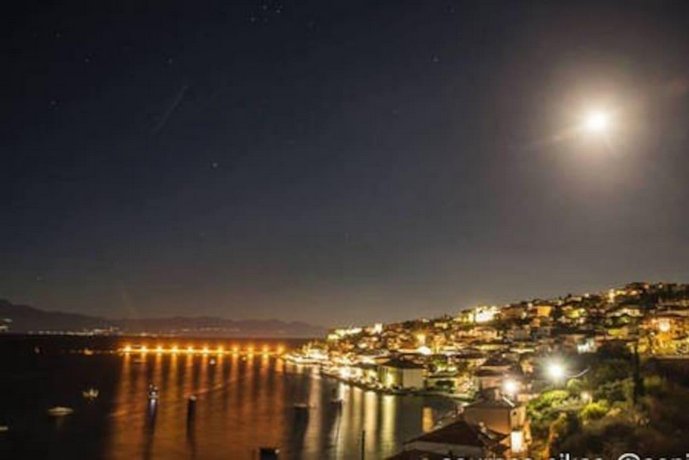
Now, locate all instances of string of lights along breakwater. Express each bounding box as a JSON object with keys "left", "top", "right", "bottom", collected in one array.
[{"left": 120, "top": 342, "right": 287, "bottom": 356}]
